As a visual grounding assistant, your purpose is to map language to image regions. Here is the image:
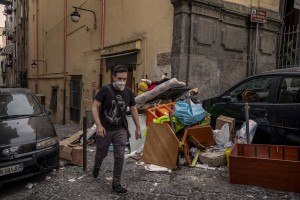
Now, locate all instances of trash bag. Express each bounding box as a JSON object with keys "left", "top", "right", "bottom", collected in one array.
[
  {"left": 236, "top": 119, "right": 258, "bottom": 144},
  {"left": 213, "top": 123, "right": 230, "bottom": 147},
  {"left": 174, "top": 100, "right": 206, "bottom": 125}
]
